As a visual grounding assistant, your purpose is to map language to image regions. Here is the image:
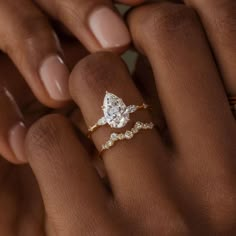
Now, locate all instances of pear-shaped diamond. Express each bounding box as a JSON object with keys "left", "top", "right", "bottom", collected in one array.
[{"left": 102, "top": 92, "right": 130, "bottom": 128}]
